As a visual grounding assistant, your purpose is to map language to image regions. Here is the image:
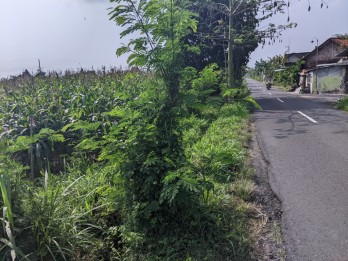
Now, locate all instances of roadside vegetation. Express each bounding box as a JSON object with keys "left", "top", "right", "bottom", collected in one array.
[
  {"left": 0, "top": 66, "right": 260, "bottom": 260},
  {"left": 249, "top": 55, "right": 303, "bottom": 91},
  {"left": 337, "top": 97, "right": 348, "bottom": 111},
  {"left": 0, "top": 0, "right": 327, "bottom": 259}
]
